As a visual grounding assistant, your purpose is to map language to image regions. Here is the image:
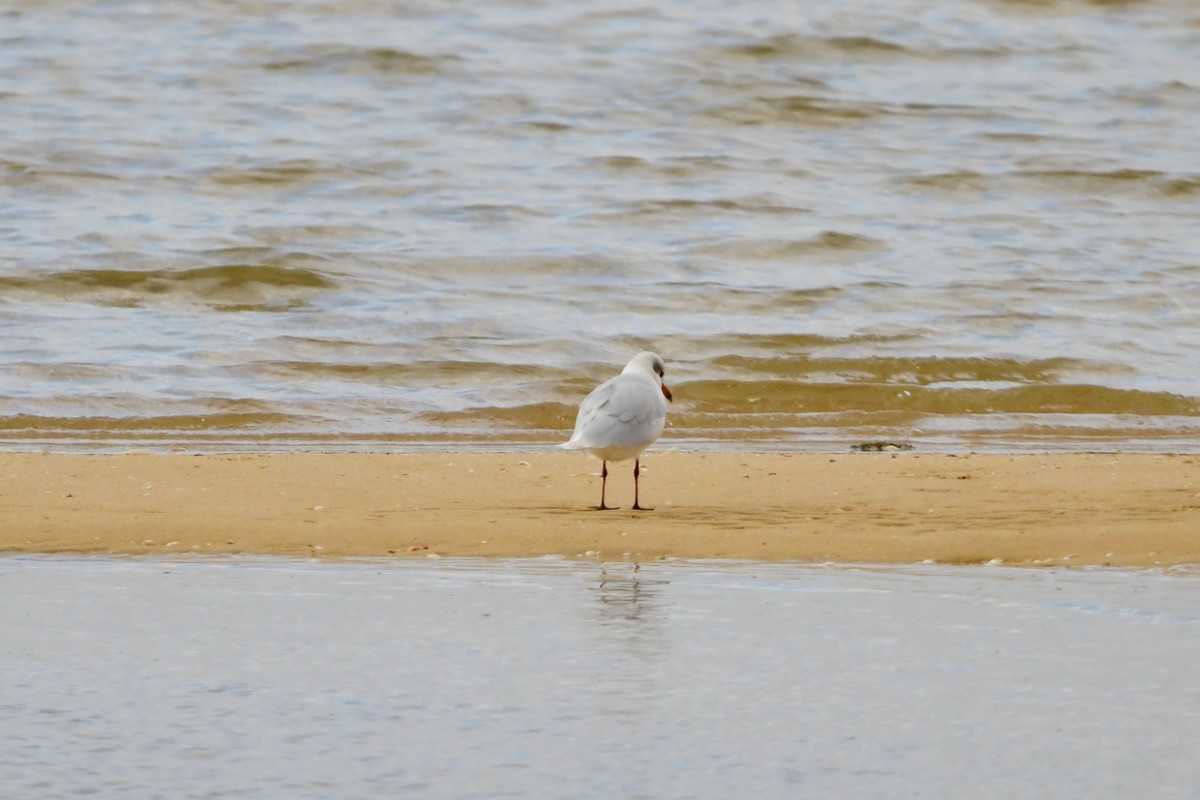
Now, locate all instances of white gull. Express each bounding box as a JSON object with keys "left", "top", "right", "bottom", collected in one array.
[{"left": 560, "top": 351, "right": 673, "bottom": 510}]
